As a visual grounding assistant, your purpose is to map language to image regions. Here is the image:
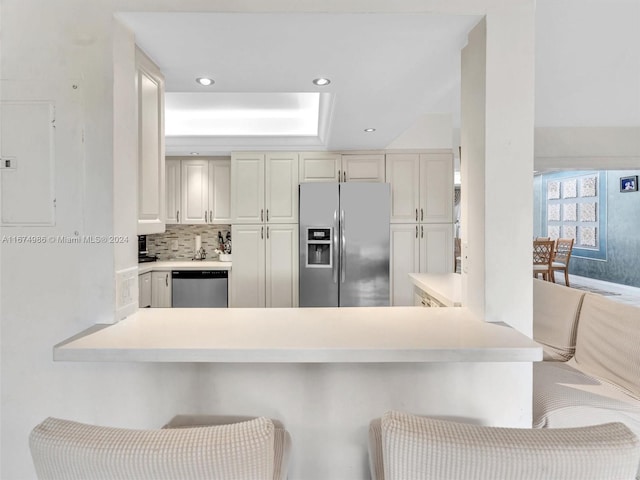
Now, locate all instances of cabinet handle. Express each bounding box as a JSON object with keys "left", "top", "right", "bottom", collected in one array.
[
  {"left": 261, "top": 209, "right": 264, "bottom": 222},
  {"left": 165, "top": 273, "right": 168, "bottom": 287},
  {"left": 415, "top": 209, "right": 418, "bottom": 221},
  {"left": 338, "top": 169, "right": 341, "bottom": 182},
  {"left": 343, "top": 171, "right": 346, "bottom": 182},
  {"left": 416, "top": 225, "right": 418, "bottom": 239},
  {"left": 266, "top": 209, "right": 269, "bottom": 222},
  {"left": 177, "top": 210, "right": 180, "bottom": 223},
  {"left": 209, "top": 210, "right": 212, "bottom": 223},
  {"left": 267, "top": 226, "right": 270, "bottom": 239},
  {"left": 261, "top": 226, "right": 264, "bottom": 239},
  {"left": 421, "top": 208, "right": 423, "bottom": 221},
  {"left": 421, "top": 225, "right": 424, "bottom": 238}
]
